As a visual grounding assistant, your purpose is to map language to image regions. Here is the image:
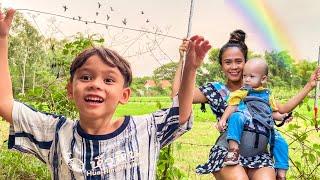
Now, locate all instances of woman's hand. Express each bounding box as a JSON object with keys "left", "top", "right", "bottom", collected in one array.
[
  {"left": 216, "top": 120, "right": 227, "bottom": 132},
  {"left": 306, "top": 66, "right": 320, "bottom": 88}
]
